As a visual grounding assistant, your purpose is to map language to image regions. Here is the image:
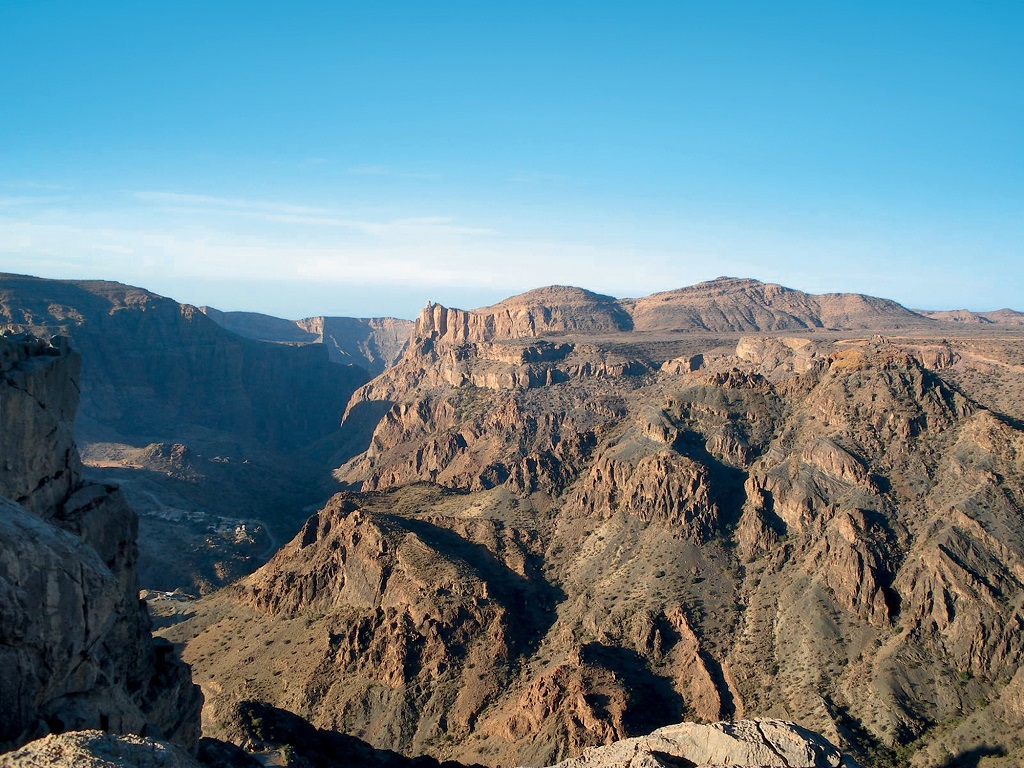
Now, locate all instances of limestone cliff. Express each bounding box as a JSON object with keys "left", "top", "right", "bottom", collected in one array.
[
  {"left": 417, "top": 286, "right": 633, "bottom": 343},
  {"left": 198, "top": 305, "right": 415, "bottom": 376},
  {"left": 0, "top": 332, "right": 201, "bottom": 752}
]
